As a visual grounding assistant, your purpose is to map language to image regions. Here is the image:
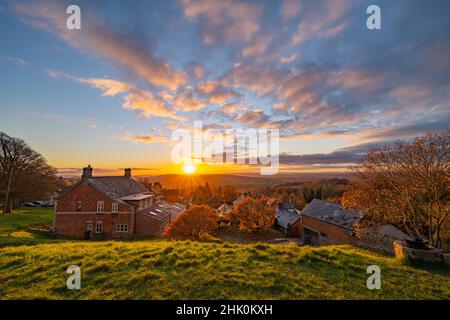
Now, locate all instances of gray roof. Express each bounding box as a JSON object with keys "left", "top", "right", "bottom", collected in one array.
[
  {"left": 143, "top": 201, "right": 186, "bottom": 221},
  {"left": 276, "top": 204, "right": 301, "bottom": 228},
  {"left": 87, "top": 177, "right": 149, "bottom": 199},
  {"left": 301, "top": 199, "right": 360, "bottom": 230}
]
